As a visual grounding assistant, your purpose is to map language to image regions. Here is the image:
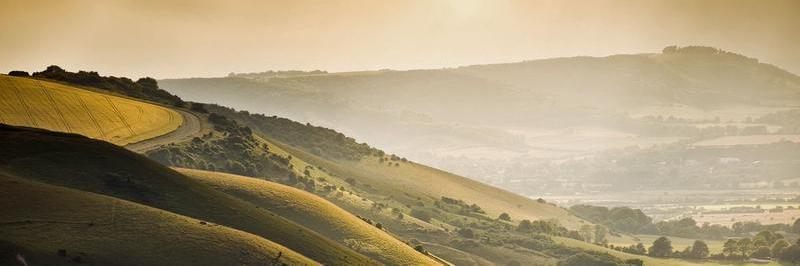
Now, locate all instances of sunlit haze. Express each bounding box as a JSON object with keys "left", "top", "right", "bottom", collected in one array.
[{"left": 1, "top": 0, "right": 798, "bottom": 78}]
